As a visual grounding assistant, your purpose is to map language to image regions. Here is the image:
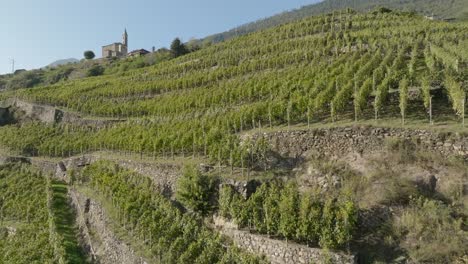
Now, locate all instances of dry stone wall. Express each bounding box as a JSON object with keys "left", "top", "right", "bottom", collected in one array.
[
  {"left": 0, "top": 155, "right": 30, "bottom": 165},
  {"left": 214, "top": 217, "right": 355, "bottom": 264},
  {"left": 70, "top": 189, "right": 148, "bottom": 264},
  {"left": 12, "top": 99, "right": 59, "bottom": 123},
  {"left": 252, "top": 126, "right": 468, "bottom": 160},
  {"left": 0, "top": 99, "right": 123, "bottom": 128},
  {"left": 114, "top": 159, "right": 181, "bottom": 197},
  {"left": 55, "top": 154, "right": 182, "bottom": 196}
]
